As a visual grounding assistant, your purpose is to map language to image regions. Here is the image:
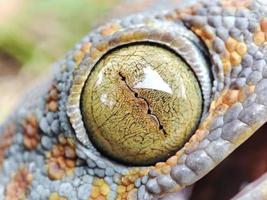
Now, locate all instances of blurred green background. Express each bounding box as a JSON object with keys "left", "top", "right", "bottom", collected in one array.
[{"left": 0, "top": 0, "right": 118, "bottom": 122}]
